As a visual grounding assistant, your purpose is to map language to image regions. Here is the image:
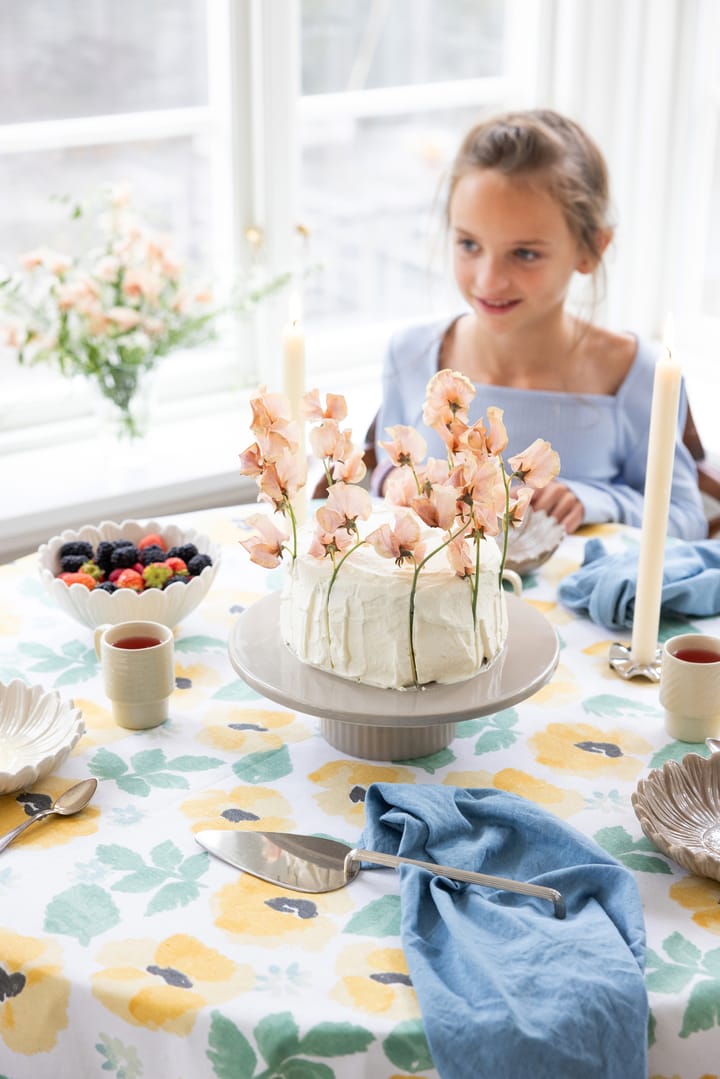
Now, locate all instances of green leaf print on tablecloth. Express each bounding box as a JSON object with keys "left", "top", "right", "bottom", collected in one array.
[
  {"left": 44, "top": 883, "right": 120, "bottom": 944},
  {"left": 395, "top": 747, "right": 455, "bottom": 772},
  {"left": 593, "top": 826, "right": 672, "bottom": 874},
  {"left": 18, "top": 639, "right": 98, "bottom": 686},
  {"left": 206, "top": 1010, "right": 375, "bottom": 1079},
  {"left": 471, "top": 708, "right": 519, "bottom": 756},
  {"left": 344, "top": 895, "right": 401, "bottom": 937},
  {"left": 212, "top": 679, "right": 263, "bottom": 702},
  {"left": 646, "top": 932, "right": 720, "bottom": 1038},
  {"left": 383, "top": 1018, "right": 434, "bottom": 1073},
  {"left": 96, "top": 839, "right": 210, "bottom": 915},
  {"left": 649, "top": 741, "right": 709, "bottom": 769},
  {"left": 95, "top": 1033, "right": 143, "bottom": 1079},
  {"left": 175, "top": 634, "right": 227, "bottom": 653},
  {"left": 233, "top": 745, "right": 292, "bottom": 784},
  {"left": 89, "top": 747, "right": 225, "bottom": 797},
  {"left": 582, "top": 694, "right": 659, "bottom": 720}
]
